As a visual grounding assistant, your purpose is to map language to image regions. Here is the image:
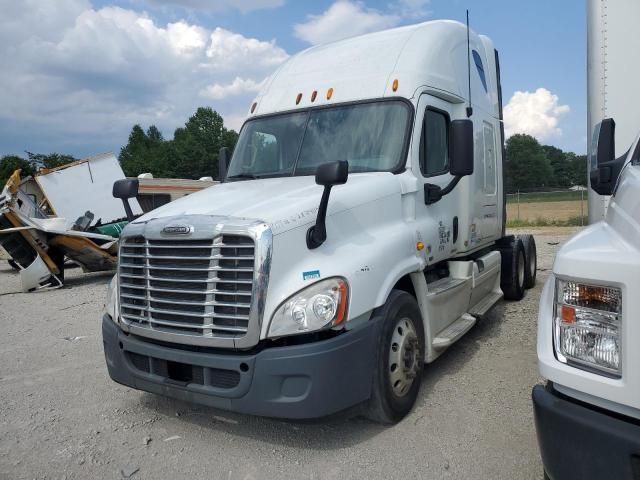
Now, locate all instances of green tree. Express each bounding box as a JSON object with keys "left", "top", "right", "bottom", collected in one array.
[
  {"left": 0, "top": 155, "right": 35, "bottom": 188},
  {"left": 118, "top": 107, "right": 239, "bottom": 180},
  {"left": 505, "top": 134, "right": 553, "bottom": 192},
  {"left": 542, "top": 145, "right": 571, "bottom": 188},
  {"left": 118, "top": 125, "right": 155, "bottom": 177},
  {"left": 566, "top": 153, "right": 587, "bottom": 187},
  {"left": 25, "top": 151, "right": 77, "bottom": 170}
]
